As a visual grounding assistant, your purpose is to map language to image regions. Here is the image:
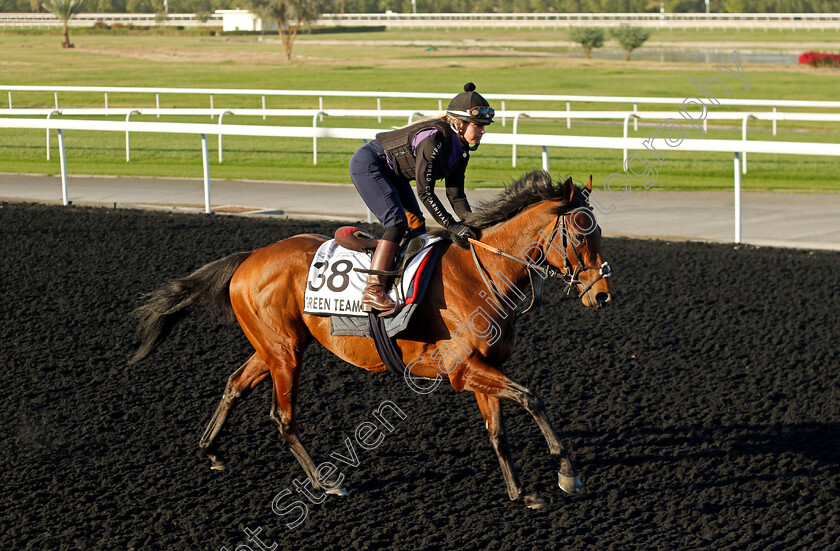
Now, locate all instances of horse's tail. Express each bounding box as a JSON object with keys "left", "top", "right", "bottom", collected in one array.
[{"left": 130, "top": 251, "right": 252, "bottom": 363}]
